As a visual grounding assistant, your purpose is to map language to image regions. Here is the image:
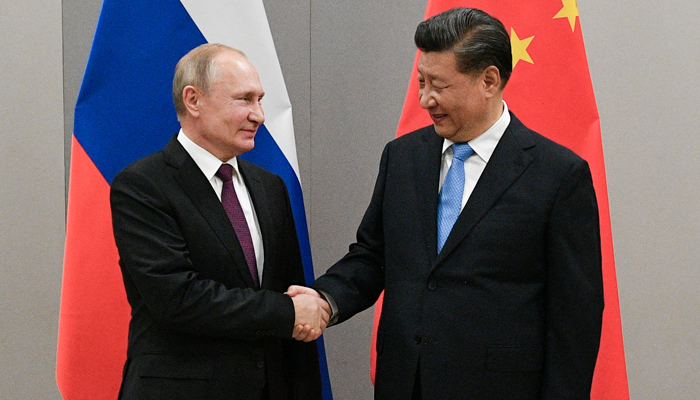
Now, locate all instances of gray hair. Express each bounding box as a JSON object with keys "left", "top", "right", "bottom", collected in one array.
[{"left": 172, "top": 43, "right": 245, "bottom": 119}]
